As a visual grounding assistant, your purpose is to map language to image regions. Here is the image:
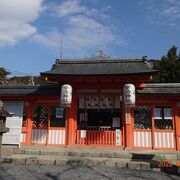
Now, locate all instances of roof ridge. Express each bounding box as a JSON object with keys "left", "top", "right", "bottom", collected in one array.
[{"left": 55, "top": 58, "right": 144, "bottom": 64}]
